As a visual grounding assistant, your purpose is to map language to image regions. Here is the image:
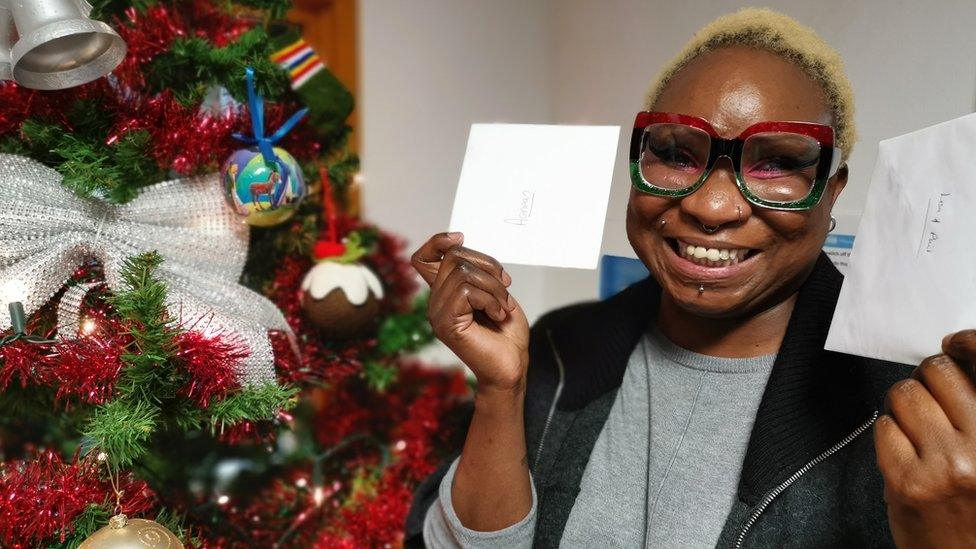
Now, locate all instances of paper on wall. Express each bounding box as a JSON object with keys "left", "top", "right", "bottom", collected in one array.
[
  {"left": 822, "top": 211, "right": 860, "bottom": 277},
  {"left": 825, "top": 113, "right": 976, "bottom": 365},
  {"left": 448, "top": 124, "right": 619, "bottom": 270}
]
